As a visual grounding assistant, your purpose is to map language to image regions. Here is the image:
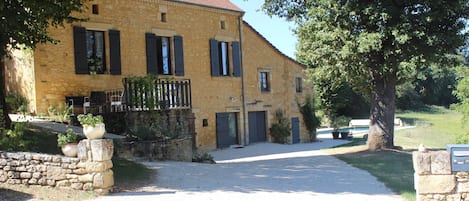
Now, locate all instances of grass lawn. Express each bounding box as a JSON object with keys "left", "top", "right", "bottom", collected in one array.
[
  {"left": 0, "top": 124, "right": 155, "bottom": 200},
  {"left": 395, "top": 106, "right": 465, "bottom": 149},
  {"left": 325, "top": 106, "right": 466, "bottom": 201}
]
